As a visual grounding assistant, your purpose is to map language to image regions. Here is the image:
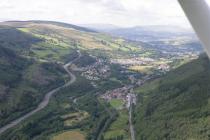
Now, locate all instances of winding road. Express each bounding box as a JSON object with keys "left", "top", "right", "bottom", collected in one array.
[
  {"left": 0, "top": 51, "right": 81, "bottom": 135},
  {"left": 128, "top": 90, "right": 136, "bottom": 140}
]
